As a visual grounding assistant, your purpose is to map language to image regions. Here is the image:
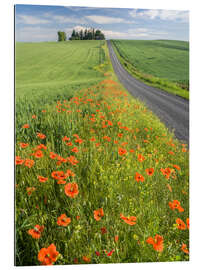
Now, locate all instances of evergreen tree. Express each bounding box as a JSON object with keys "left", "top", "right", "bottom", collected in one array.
[
  {"left": 79, "top": 30, "right": 83, "bottom": 40},
  {"left": 84, "top": 29, "right": 87, "bottom": 40}
]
